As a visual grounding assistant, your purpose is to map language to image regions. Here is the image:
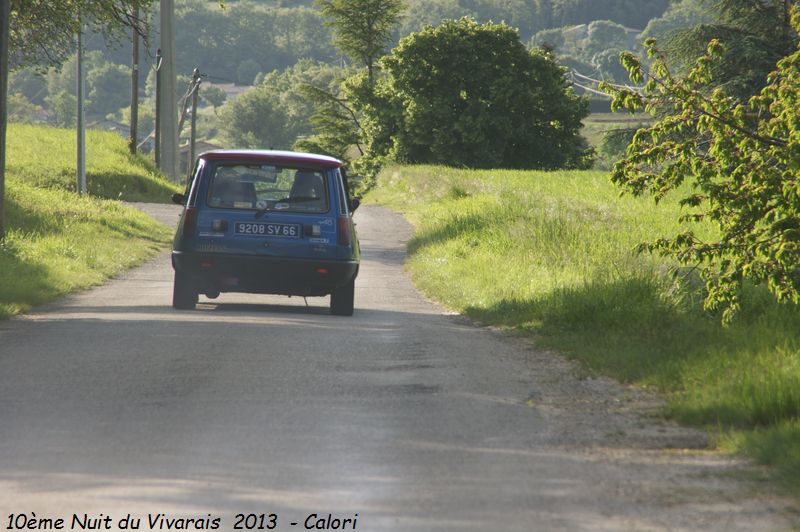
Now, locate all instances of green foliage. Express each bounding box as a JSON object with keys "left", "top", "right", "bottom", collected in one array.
[
  {"left": 370, "top": 18, "right": 591, "bottom": 169},
  {"left": 43, "top": 51, "right": 129, "bottom": 120},
  {"left": 218, "top": 87, "right": 291, "bottom": 149},
  {"left": 9, "top": 68, "right": 47, "bottom": 105},
  {"left": 7, "top": 93, "right": 44, "bottom": 123},
  {"left": 45, "top": 91, "right": 77, "bottom": 128},
  {"left": 529, "top": 20, "right": 636, "bottom": 82},
  {"left": 235, "top": 59, "right": 262, "bottom": 86},
  {"left": 550, "top": 0, "right": 669, "bottom": 29},
  {"left": 220, "top": 61, "right": 346, "bottom": 150},
  {"left": 201, "top": 85, "right": 227, "bottom": 110},
  {"left": 315, "top": 0, "right": 404, "bottom": 81},
  {"left": 660, "top": 0, "right": 798, "bottom": 100},
  {"left": 529, "top": 27, "right": 566, "bottom": 51},
  {"left": 173, "top": 0, "right": 335, "bottom": 83},
  {"left": 640, "top": 0, "right": 714, "bottom": 44},
  {"left": 584, "top": 20, "right": 629, "bottom": 56},
  {"left": 293, "top": 80, "right": 363, "bottom": 161},
  {"left": 120, "top": 99, "right": 155, "bottom": 144},
  {"left": 602, "top": 16, "right": 800, "bottom": 322},
  {"left": 87, "top": 61, "right": 129, "bottom": 118},
  {"left": 400, "top": 0, "right": 670, "bottom": 42},
  {"left": 9, "top": 0, "right": 155, "bottom": 69},
  {"left": 595, "top": 126, "right": 639, "bottom": 168}
]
